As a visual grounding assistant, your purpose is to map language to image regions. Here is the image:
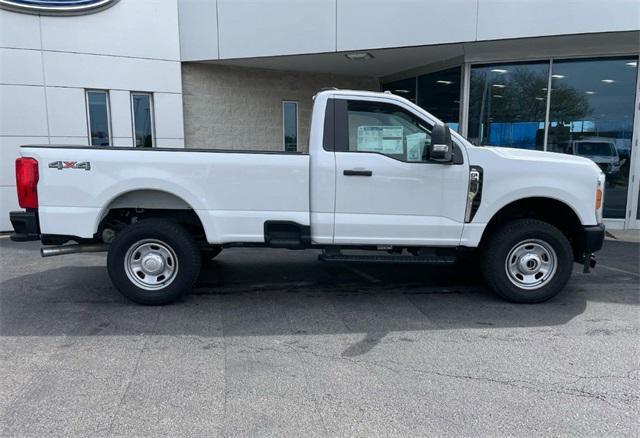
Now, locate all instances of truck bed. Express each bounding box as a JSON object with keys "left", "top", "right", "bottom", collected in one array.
[{"left": 20, "top": 145, "right": 310, "bottom": 243}]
